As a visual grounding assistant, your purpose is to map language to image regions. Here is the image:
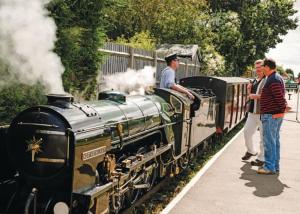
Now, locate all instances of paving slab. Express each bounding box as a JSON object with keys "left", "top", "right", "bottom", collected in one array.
[{"left": 163, "top": 92, "right": 300, "bottom": 214}]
